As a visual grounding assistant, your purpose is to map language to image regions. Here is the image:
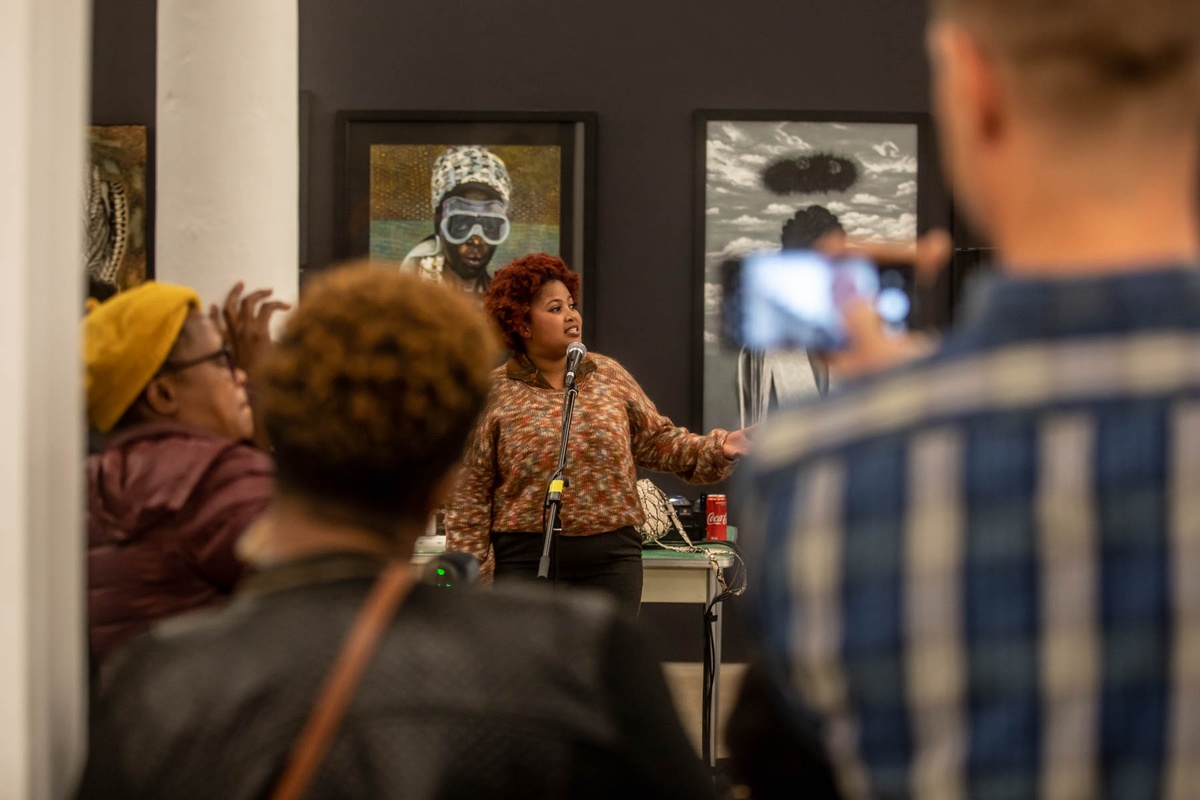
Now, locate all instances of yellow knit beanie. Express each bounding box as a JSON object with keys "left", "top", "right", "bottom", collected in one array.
[{"left": 84, "top": 281, "right": 200, "bottom": 433}]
